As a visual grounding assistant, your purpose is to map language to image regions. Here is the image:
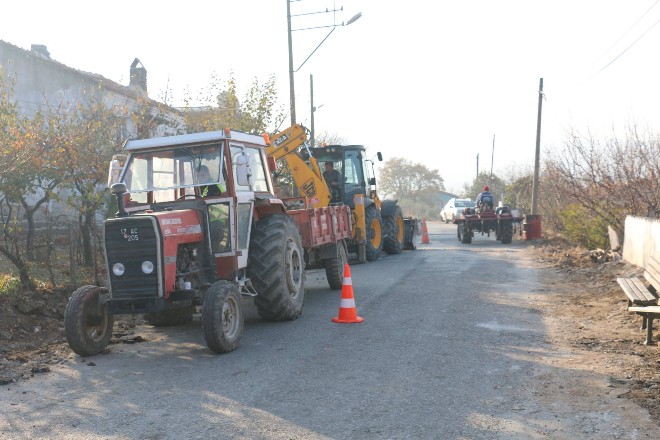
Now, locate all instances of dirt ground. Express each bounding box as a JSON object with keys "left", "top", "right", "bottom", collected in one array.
[{"left": 0, "top": 237, "right": 658, "bottom": 425}]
